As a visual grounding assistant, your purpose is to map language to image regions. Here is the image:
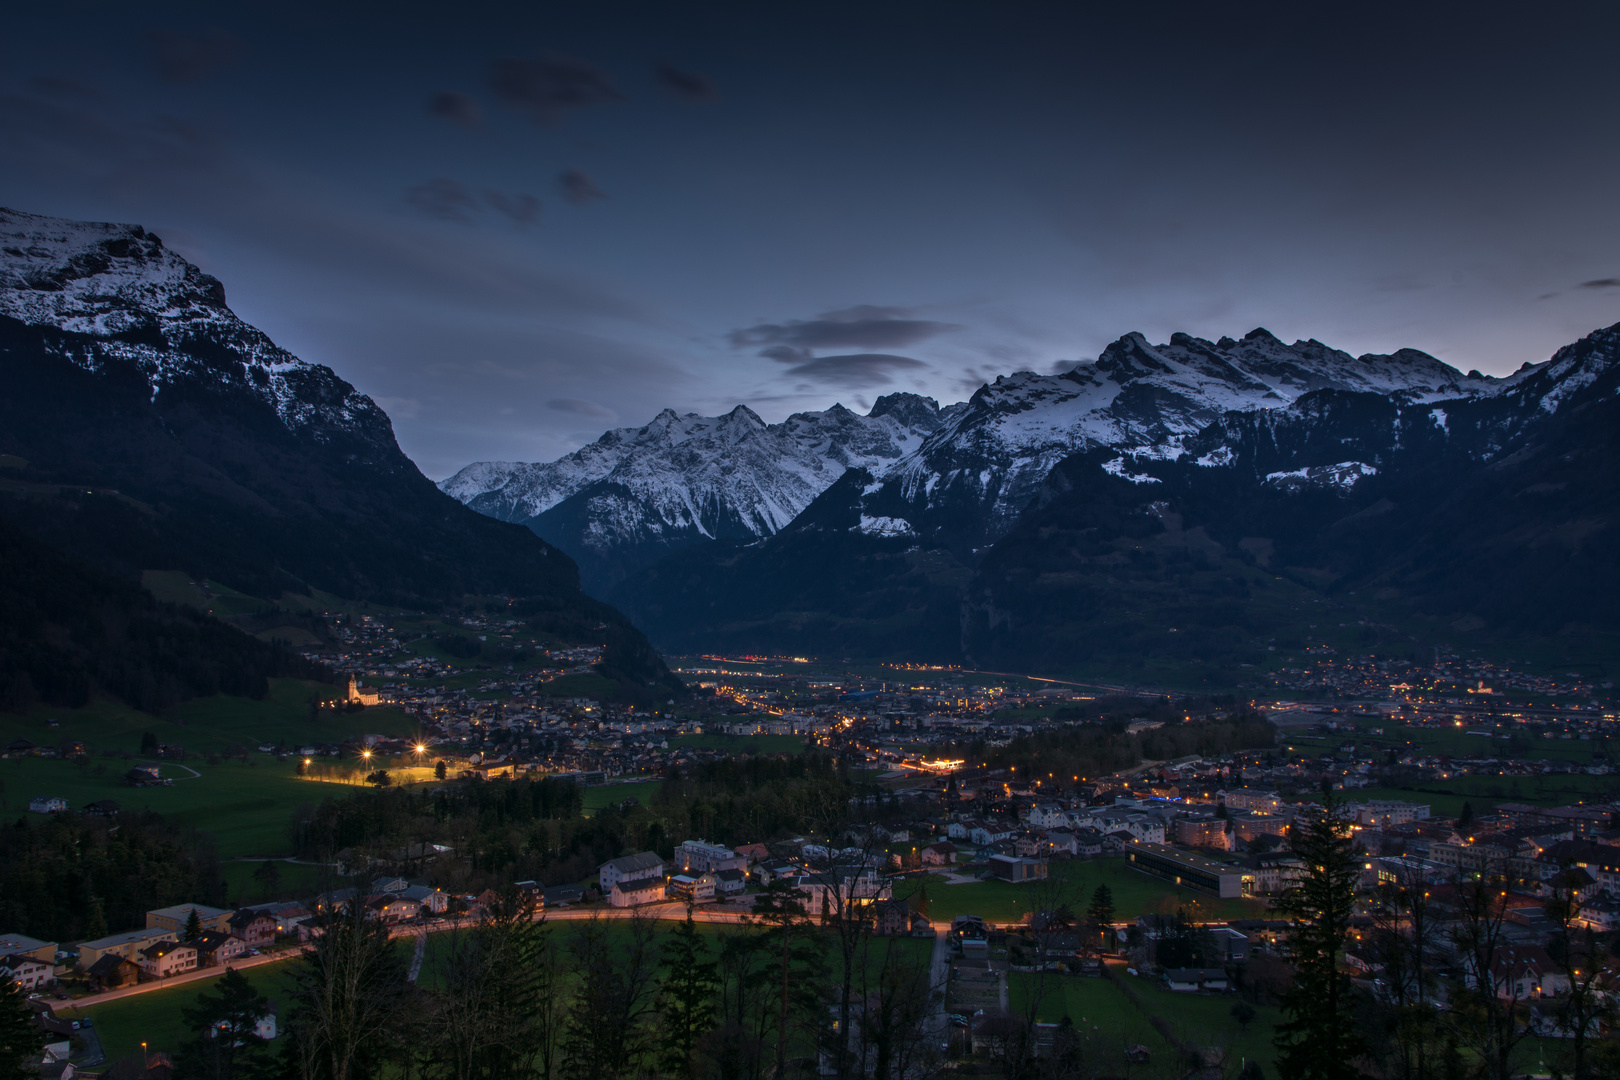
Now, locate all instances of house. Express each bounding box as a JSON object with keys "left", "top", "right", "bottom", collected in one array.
[
  {"left": 734, "top": 843, "right": 771, "bottom": 864},
  {"left": 969, "top": 823, "right": 1016, "bottom": 846},
  {"left": 1072, "top": 829, "right": 1106, "bottom": 858},
  {"left": 402, "top": 885, "right": 450, "bottom": 914},
  {"left": 138, "top": 940, "right": 198, "bottom": 979},
  {"left": 0, "top": 933, "right": 57, "bottom": 965},
  {"left": 754, "top": 859, "right": 799, "bottom": 884},
  {"left": 599, "top": 852, "right": 665, "bottom": 893},
  {"left": 1028, "top": 803, "right": 1069, "bottom": 829},
  {"left": 544, "top": 885, "right": 585, "bottom": 908},
  {"left": 872, "top": 899, "right": 914, "bottom": 936},
  {"left": 188, "top": 932, "right": 247, "bottom": 968},
  {"left": 921, "top": 842, "right": 957, "bottom": 867},
  {"left": 676, "top": 840, "right": 747, "bottom": 875},
  {"left": 147, "top": 904, "right": 233, "bottom": 934},
  {"left": 228, "top": 910, "right": 279, "bottom": 948},
  {"left": 987, "top": 854, "right": 1049, "bottom": 883},
  {"left": 1208, "top": 927, "right": 1250, "bottom": 962},
  {"left": 1045, "top": 830, "right": 1079, "bottom": 856},
  {"left": 1482, "top": 945, "right": 1569, "bottom": 1001},
  {"left": 28, "top": 796, "right": 68, "bottom": 814},
  {"left": 76, "top": 928, "right": 175, "bottom": 971},
  {"left": 611, "top": 874, "right": 666, "bottom": 908},
  {"left": 85, "top": 954, "right": 140, "bottom": 990},
  {"left": 714, "top": 867, "right": 748, "bottom": 895},
  {"left": 0, "top": 954, "right": 55, "bottom": 990},
  {"left": 83, "top": 799, "right": 122, "bottom": 817},
  {"left": 124, "top": 764, "right": 165, "bottom": 787},
  {"left": 1163, "top": 968, "right": 1229, "bottom": 992},
  {"left": 367, "top": 895, "right": 422, "bottom": 924},
  {"left": 667, "top": 873, "right": 718, "bottom": 905}
]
